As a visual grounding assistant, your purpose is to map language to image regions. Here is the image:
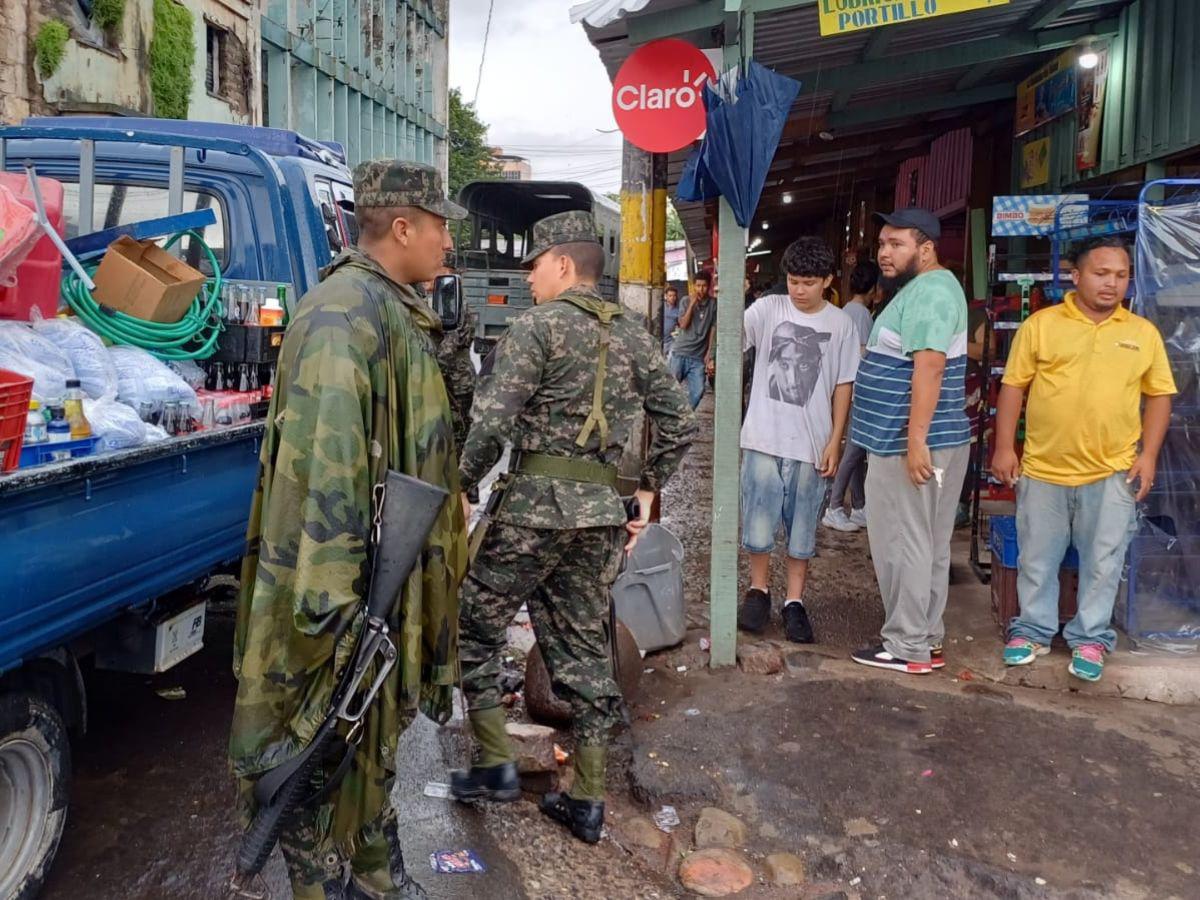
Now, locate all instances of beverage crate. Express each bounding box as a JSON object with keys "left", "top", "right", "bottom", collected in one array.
[
  {"left": 991, "top": 562, "right": 1079, "bottom": 632},
  {"left": 988, "top": 515, "right": 1079, "bottom": 569},
  {"left": 19, "top": 435, "right": 100, "bottom": 468},
  {"left": 0, "top": 368, "right": 34, "bottom": 472}
]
